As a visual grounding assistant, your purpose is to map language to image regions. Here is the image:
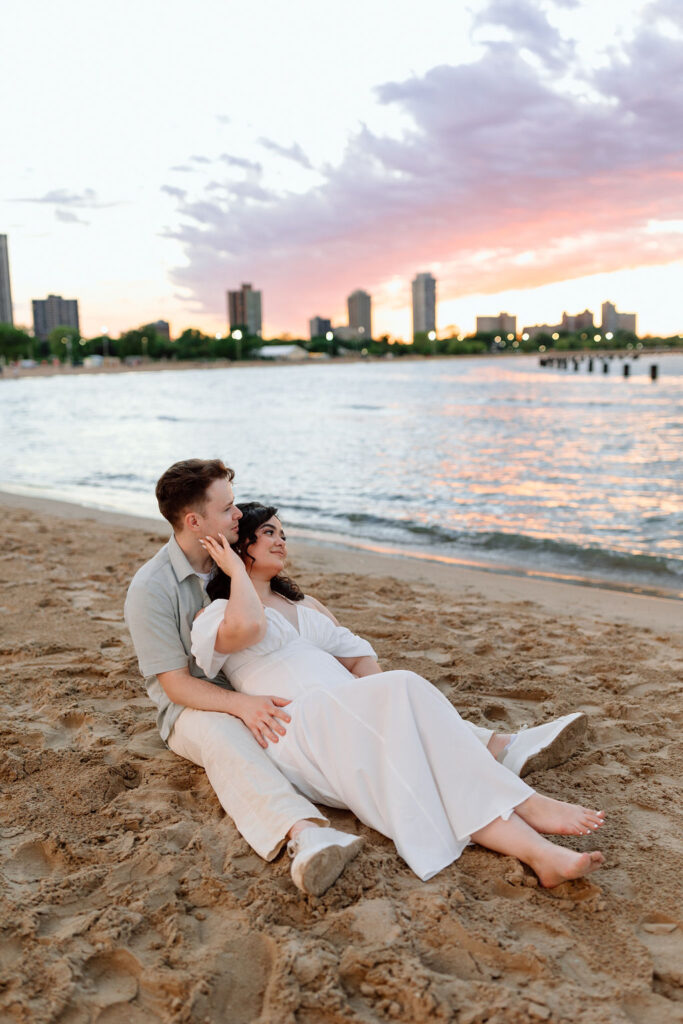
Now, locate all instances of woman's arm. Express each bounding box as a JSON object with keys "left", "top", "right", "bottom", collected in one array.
[
  {"left": 302, "top": 595, "right": 382, "bottom": 674},
  {"left": 336, "top": 654, "right": 382, "bottom": 677},
  {"left": 200, "top": 533, "right": 266, "bottom": 652}
]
